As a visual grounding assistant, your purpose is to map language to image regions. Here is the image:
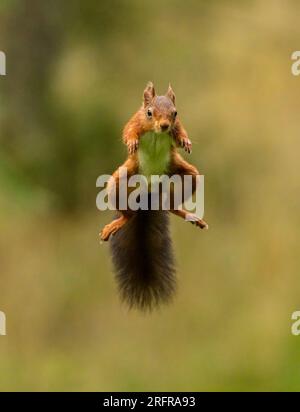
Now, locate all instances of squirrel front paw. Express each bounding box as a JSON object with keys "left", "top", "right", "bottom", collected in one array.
[
  {"left": 127, "top": 139, "right": 139, "bottom": 154},
  {"left": 179, "top": 137, "right": 192, "bottom": 154}
]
